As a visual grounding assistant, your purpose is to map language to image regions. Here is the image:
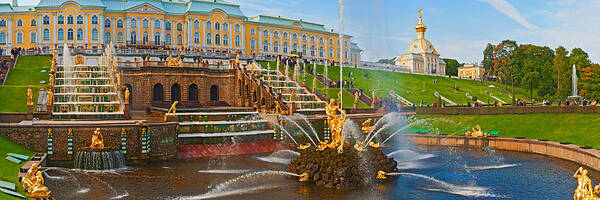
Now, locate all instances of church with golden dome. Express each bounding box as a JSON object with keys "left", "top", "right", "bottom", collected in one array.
[{"left": 395, "top": 9, "right": 446, "bottom": 75}]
